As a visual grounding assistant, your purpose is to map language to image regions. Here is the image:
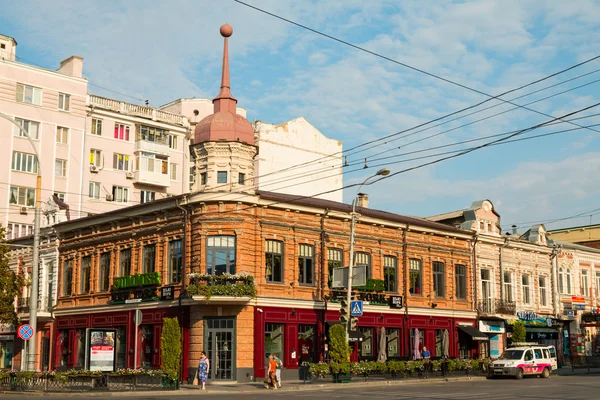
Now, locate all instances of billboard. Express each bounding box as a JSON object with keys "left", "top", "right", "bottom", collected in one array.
[{"left": 87, "top": 329, "right": 116, "bottom": 372}]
